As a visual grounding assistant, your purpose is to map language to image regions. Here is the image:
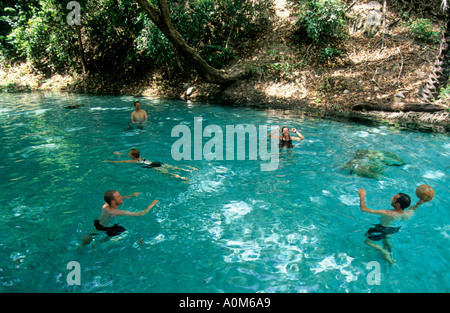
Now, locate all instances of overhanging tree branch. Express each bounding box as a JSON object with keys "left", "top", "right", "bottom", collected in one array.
[
  {"left": 157, "top": 0, "right": 171, "bottom": 26},
  {"left": 135, "top": 0, "right": 246, "bottom": 85}
]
